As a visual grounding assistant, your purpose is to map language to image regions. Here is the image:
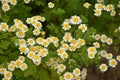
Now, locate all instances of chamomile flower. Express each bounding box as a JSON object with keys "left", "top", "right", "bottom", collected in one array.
[
  {"left": 57, "top": 48, "right": 65, "bottom": 56},
  {"left": 27, "top": 51, "right": 35, "bottom": 59},
  {"left": 93, "top": 42, "right": 100, "bottom": 48},
  {"left": 88, "top": 52, "right": 95, "bottom": 59},
  {"left": 18, "top": 39, "right": 26, "bottom": 46},
  {"left": 0, "top": 22, "right": 9, "bottom": 31},
  {"left": 75, "top": 42, "right": 81, "bottom": 48},
  {"left": 58, "top": 64, "right": 66, "bottom": 72},
  {"left": 32, "top": 54, "right": 41, "bottom": 62},
  {"left": 39, "top": 48, "right": 48, "bottom": 57},
  {"left": 97, "top": 0, "right": 104, "bottom": 3},
  {"left": 34, "top": 60, "right": 41, "bottom": 66},
  {"left": 73, "top": 68, "right": 81, "bottom": 76},
  {"left": 63, "top": 32, "right": 72, "bottom": 42},
  {"left": 48, "top": 2, "right": 54, "bottom": 8},
  {"left": 33, "top": 29, "right": 40, "bottom": 36},
  {"left": 19, "top": 45, "right": 29, "bottom": 54},
  {"left": 51, "top": 37, "right": 59, "bottom": 43},
  {"left": 70, "top": 15, "right": 82, "bottom": 25},
  {"left": 109, "top": 59, "right": 118, "bottom": 68},
  {"left": 2, "top": 4, "right": 10, "bottom": 12},
  {"left": 24, "top": 0, "right": 31, "bottom": 4},
  {"left": 19, "top": 63, "right": 28, "bottom": 71},
  {"left": 2, "top": 77, "right": 9, "bottom": 80},
  {"left": 42, "top": 40, "right": 50, "bottom": 47},
  {"left": 46, "top": 60, "right": 53, "bottom": 66},
  {"left": 94, "top": 34, "right": 100, "bottom": 40},
  {"left": 110, "top": 10, "right": 116, "bottom": 16},
  {"left": 105, "top": 53, "right": 113, "bottom": 60},
  {"left": 106, "top": 4, "right": 114, "bottom": 12},
  {"left": 64, "top": 72, "right": 73, "bottom": 80},
  {"left": 94, "top": 9, "right": 102, "bottom": 16},
  {"left": 100, "top": 50, "right": 107, "bottom": 58},
  {"left": 83, "top": 2, "right": 91, "bottom": 8},
  {"left": 16, "top": 31, "right": 25, "bottom": 38},
  {"left": 69, "top": 44, "right": 76, "bottom": 51},
  {"left": 9, "top": 0, "right": 17, "bottom": 5},
  {"left": 106, "top": 38, "right": 113, "bottom": 45},
  {"left": 62, "top": 43, "right": 69, "bottom": 50},
  {"left": 34, "top": 22, "right": 42, "bottom": 29},
  {"left": 60, "top": 52, "right": 68, "bottom": 60},
  {"left": 26, "top": 18, "right": 32, "bottom": 24},
  {"left": 4, "top": 71, "right": 12, "bottom": 79},
  {"left": 0, "top": 68, "right": 6, "bottom": 74},
  {"left": 62, "top": 22, "right": 71, "bottom": 30},
  {"left": 39, "top": 16, "right": 46, "bottom": 22},
  {"left": 36, "top": 37, "right": 44, "bottom": 44},
  {"left": 27, "top": 38, "right": 35, "bottom": 46},
  {"left": 78, "top": 24, "right": 87, "bottom": 33},
  {"left": 87, "top": 47, "right": 97, "bottom": 54},
  {"left": 116, "top": 55, "right": 120, "bottom": 62},
  {"left": 8, "top": 64, "right": 15, "bottom": 71},
  {"left": 99, "top": 64, "right": 108, "bottom": 72},
  {"left": 95, "top": 3, "right": 103, "bottom": 10},
  {"left": 77, "top": 38, "right": 85, "bottom": 46},
  {"left": 101, "top": 34, "right": 107, "bottom": 43},
  {"left": 15, "top": 60, "right": 23, "bottom": 68},
  {"left": 18, "top": 56, "right": 25, "bottom": 62}
]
